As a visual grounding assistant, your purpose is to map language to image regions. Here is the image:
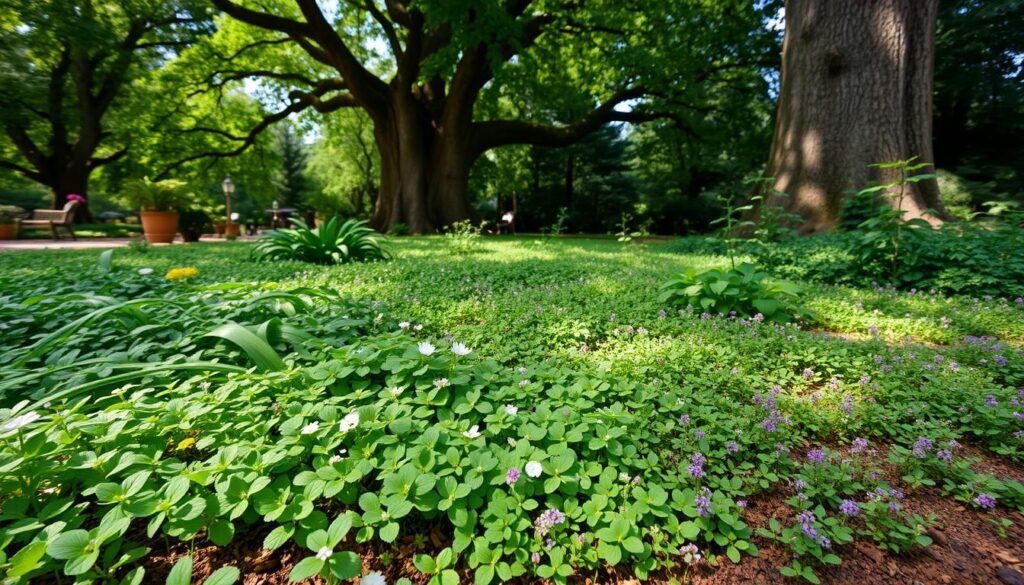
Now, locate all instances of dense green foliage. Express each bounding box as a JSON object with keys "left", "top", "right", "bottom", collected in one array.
[
  {"left": 0, "top": 238, "right": 1021, "bottom": 584},
  {"left": 253, "top": 217, "right": 390, "bottom": 265},
  {"left": 659, "top": 263, "right": 810, "bottom": 324}
]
